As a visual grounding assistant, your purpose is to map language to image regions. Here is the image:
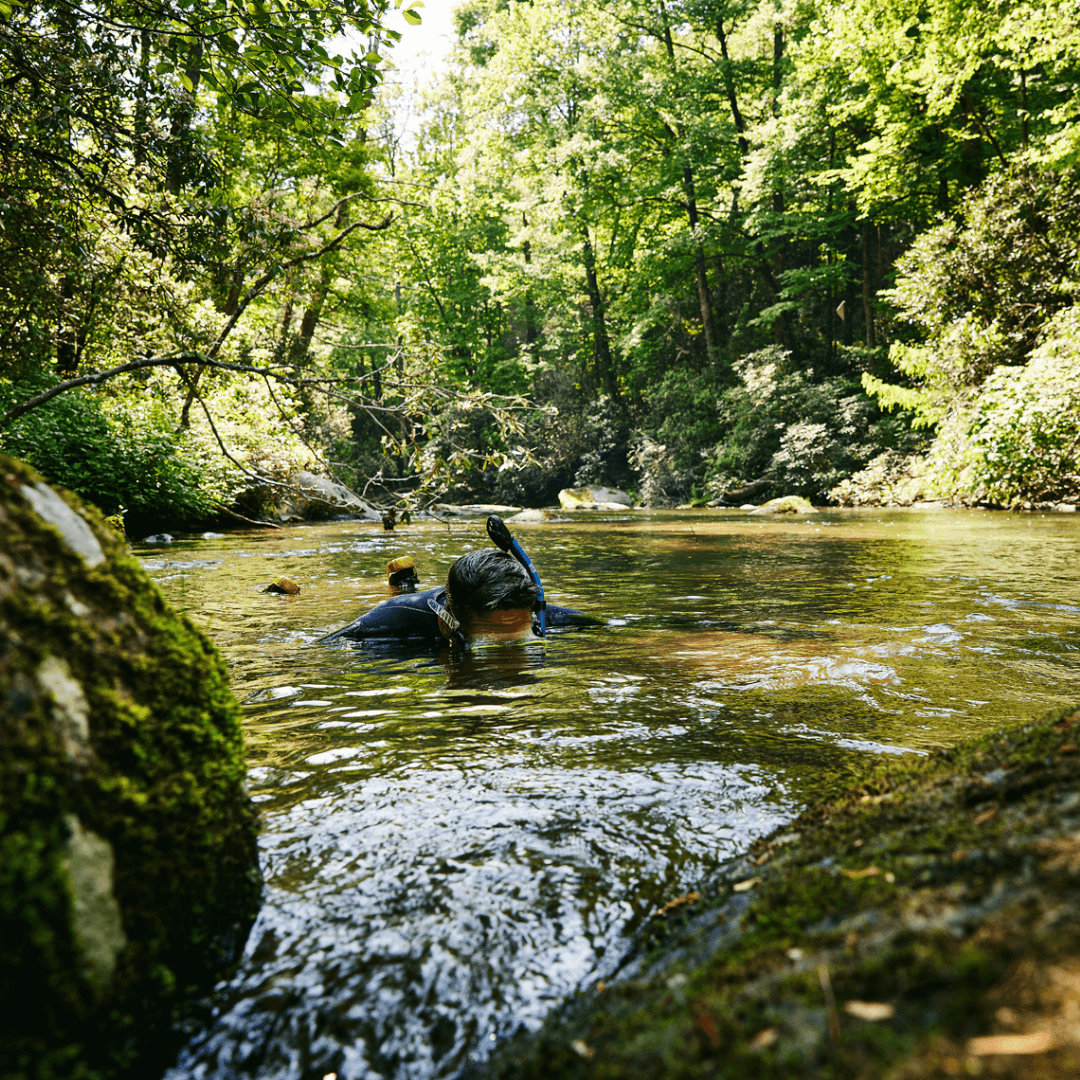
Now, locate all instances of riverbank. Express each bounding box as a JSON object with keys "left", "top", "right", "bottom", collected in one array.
[{"left": 475, "top": 706, "right": 1080, "bottom": 1079}]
